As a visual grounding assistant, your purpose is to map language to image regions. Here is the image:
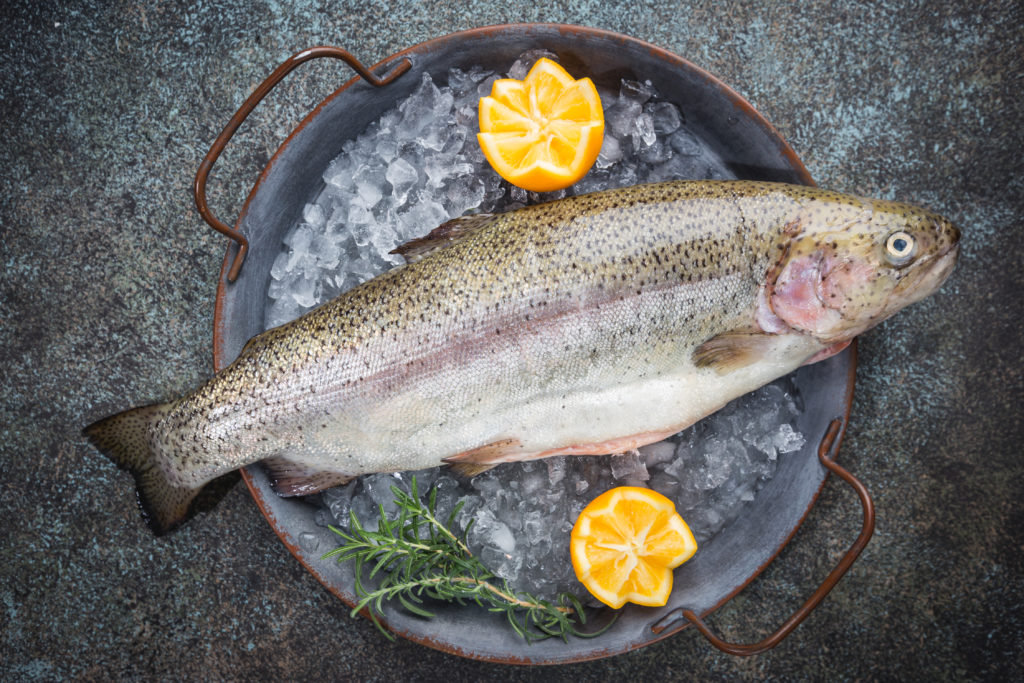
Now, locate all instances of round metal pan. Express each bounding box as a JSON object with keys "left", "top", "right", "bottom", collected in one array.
[{"left": 205, "top": 24, "right": 865, "bottom": 663}]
